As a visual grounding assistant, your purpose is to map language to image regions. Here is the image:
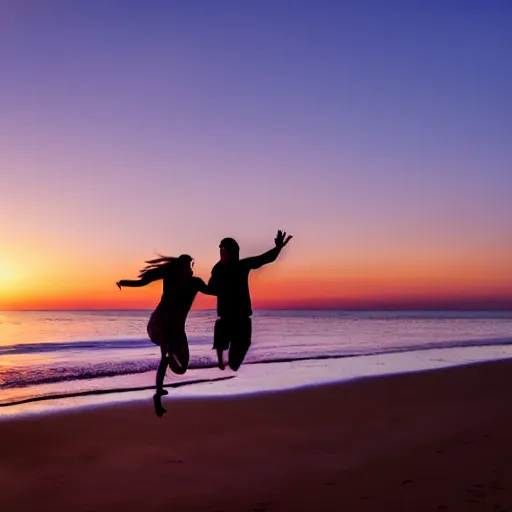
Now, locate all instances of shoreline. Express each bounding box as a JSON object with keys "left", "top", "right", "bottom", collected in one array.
[
  {"left": 3, "top": 308, "right": 512, "bottom": 313},
  {"left": 3, "top": 345, "right": 512, "bottom": 418},
  {"left": 1, "top": 359, "right": 511, "bottom": 510}
]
